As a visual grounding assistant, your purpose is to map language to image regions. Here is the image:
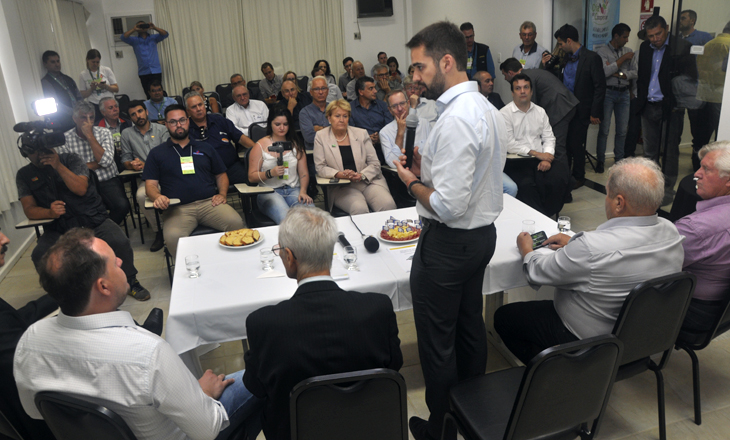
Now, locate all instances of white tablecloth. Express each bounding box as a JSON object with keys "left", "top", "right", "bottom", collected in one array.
[{"left": 166, "top": 195, "right": 559, "bottom": 355}]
